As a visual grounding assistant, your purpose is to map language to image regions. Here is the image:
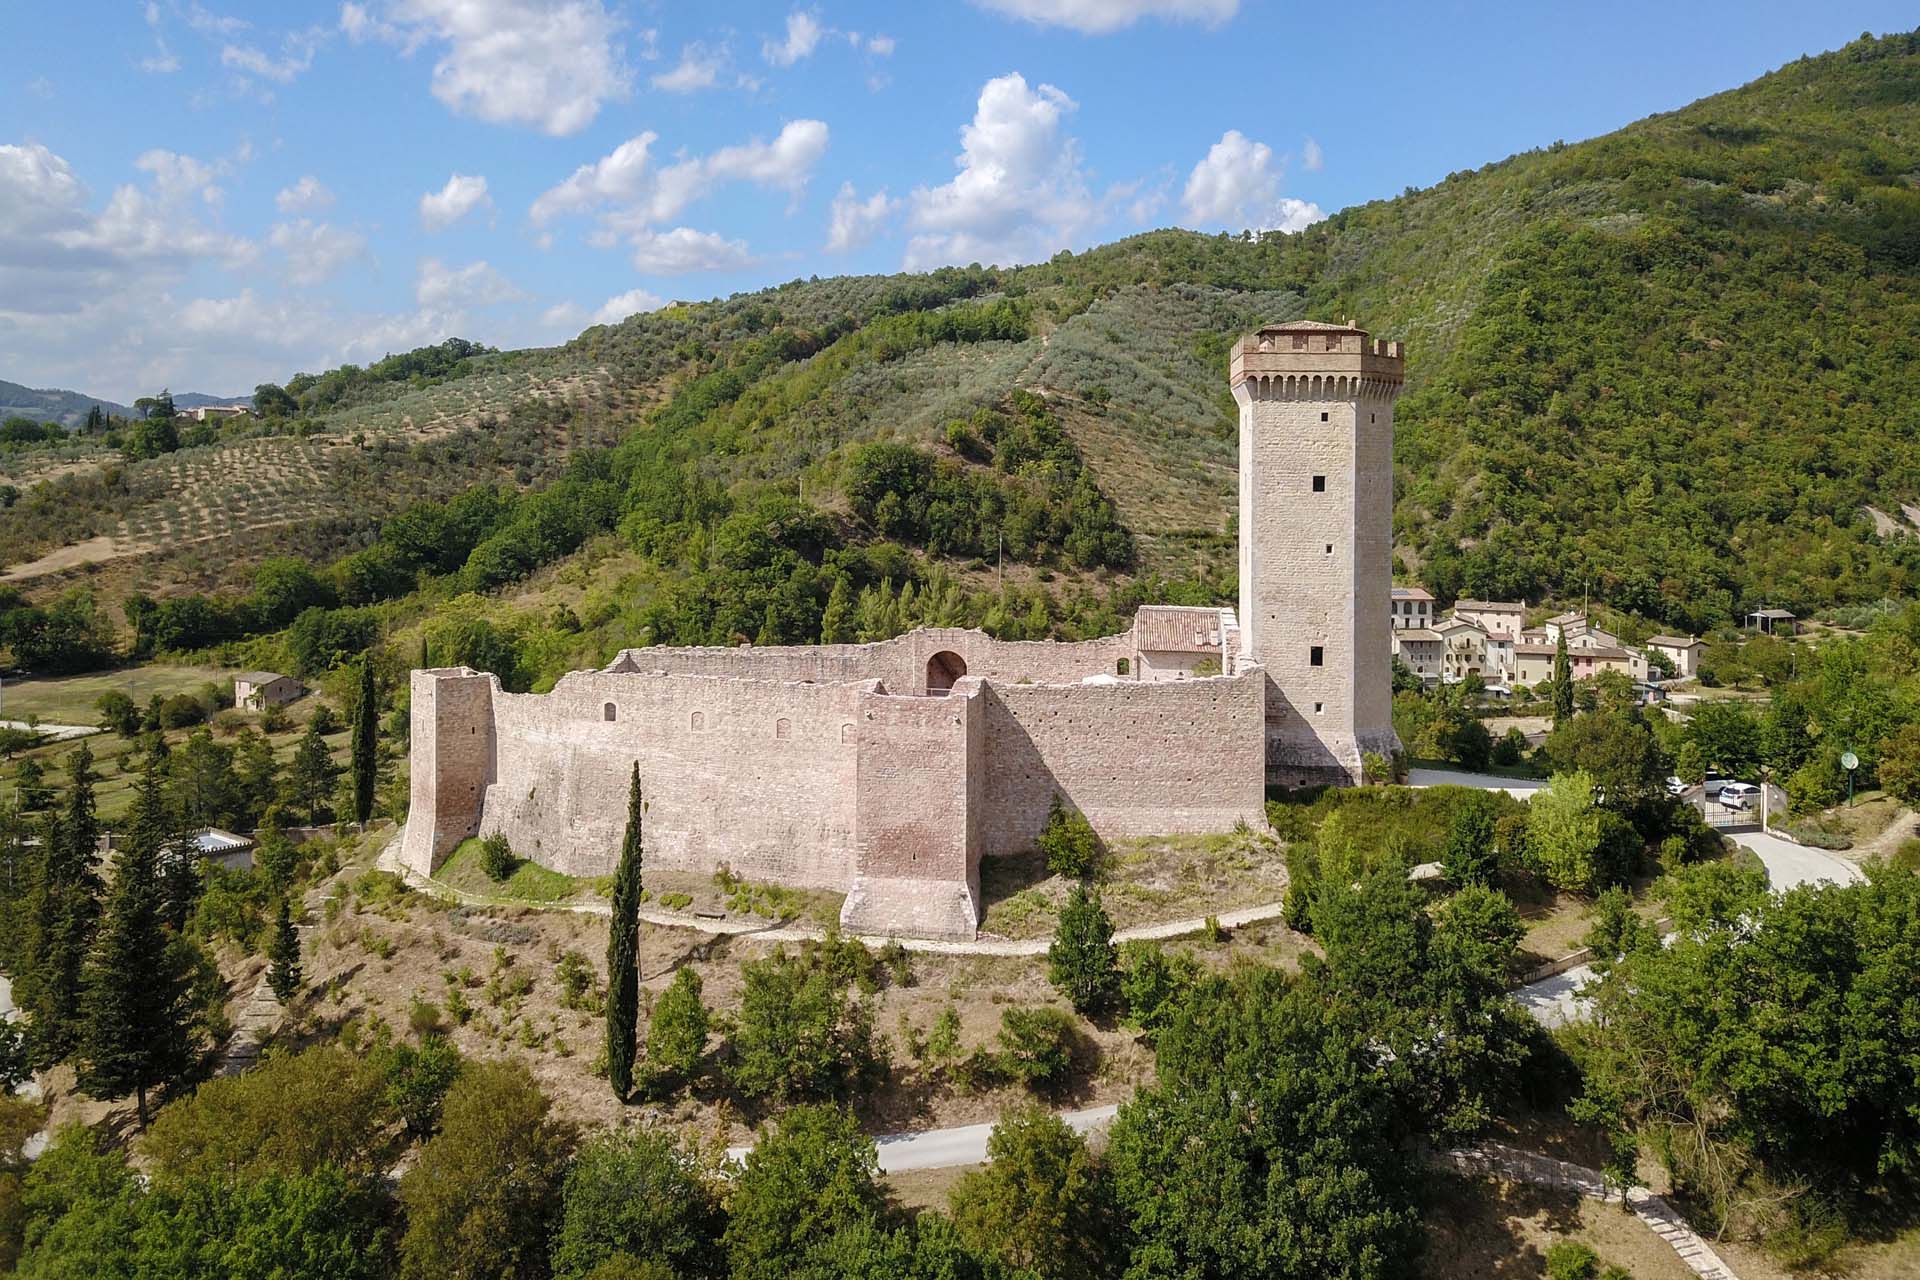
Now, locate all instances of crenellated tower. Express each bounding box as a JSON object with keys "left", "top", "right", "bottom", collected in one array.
[{"left": 1230, "top": 320, "right": 1404, "bottom": 785}]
